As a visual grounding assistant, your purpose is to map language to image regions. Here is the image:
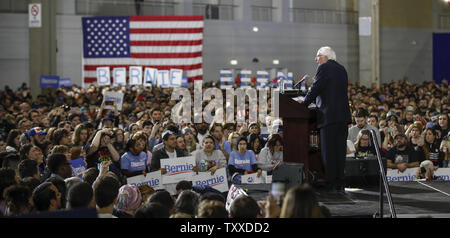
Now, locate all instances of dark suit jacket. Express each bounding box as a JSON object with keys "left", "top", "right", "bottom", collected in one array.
[
  {"left": 150, "top": 146, "right": 187, "bottom": 172},
  {"left": 302, "top": 60, "right": 352, "bottom": 128}
]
